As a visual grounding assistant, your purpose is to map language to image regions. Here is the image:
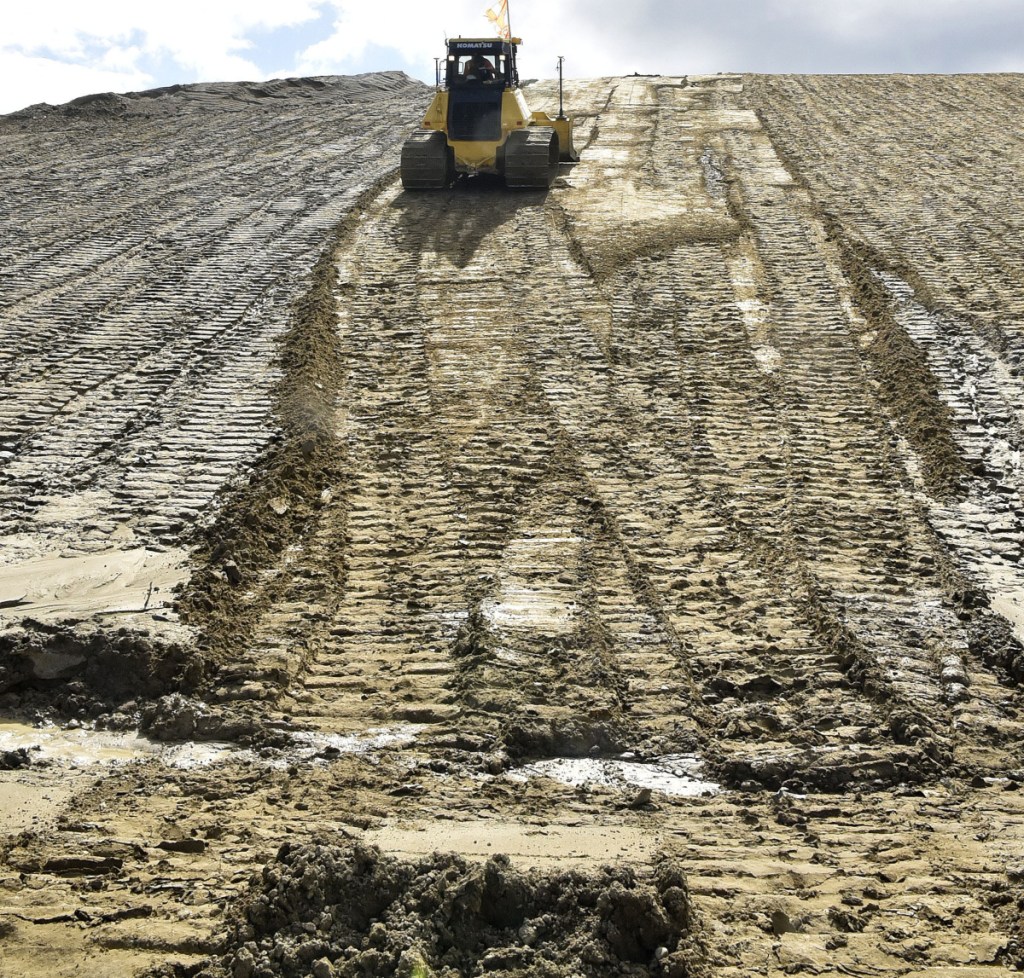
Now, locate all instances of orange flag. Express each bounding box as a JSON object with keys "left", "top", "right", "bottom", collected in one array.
[{"left": 485, "top": 0, "right": 510, "bottom": 39}]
